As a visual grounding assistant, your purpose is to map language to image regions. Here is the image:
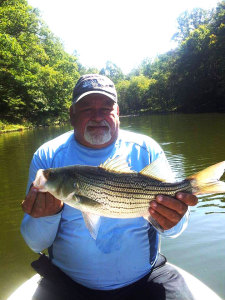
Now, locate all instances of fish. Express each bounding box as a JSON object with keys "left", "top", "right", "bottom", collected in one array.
[{"left": 33, "top": 156, "right": 225, "bottom": 238}]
